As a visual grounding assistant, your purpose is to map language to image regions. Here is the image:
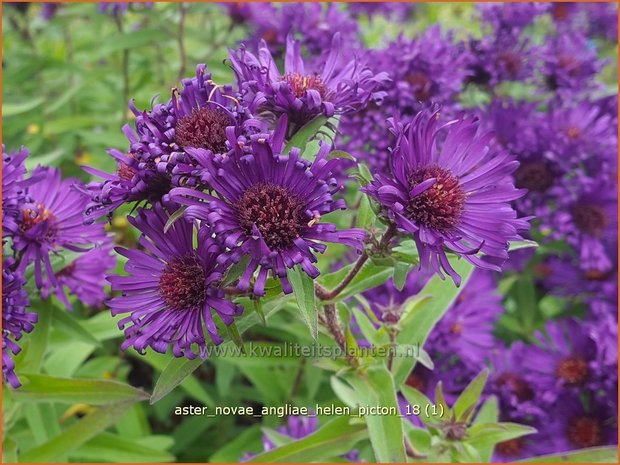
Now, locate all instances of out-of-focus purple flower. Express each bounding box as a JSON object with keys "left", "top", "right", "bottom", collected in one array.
[
  {"left": 478, "top": 2, "right": 548, "bottom": 33},
  {"left": 363, "top": 108, "right": 529, "bottom": 285},
  {"left": 2, "top": 260, "right": 37, "bottom": 388},
  {"left": 426, "top": 271, "right": 503, "bottom": 369},
  {"left": 542, "top": 31, "right": 606, "bottom": 93},
  {"left": 488, "top": 342, "right": 551, "bottom": 425},
  {"left": 80, "top": 64, "right": 260, "bottom": 222},
  {"left": 547, "top": 177, "right": 617, "bottom": 272},
  {"left": 525, "top": 319, "right": 600, "bottom": 398},
  {"left": 171, "top": 116, "right": 365, "bottom": 296},
  {"left": 466, "top": 31, "right": 539, "bottom": 87},
  {"left": 347, "top": 2, "right": 414, "bottom": 21},
  {"left": 544, "top": 392, "right": 617, "bottom": 452},
  {"left": 230, "top": 33, "right": 388, "bottom": 133},
  {"left": 43, "top": 239, "right": 116, "bottom": 309},
  {"left": 228, "top": 3, "right": 359, "bottom": 60},
  {"left": 107, "top": 205, "right": 243, "bottom": 358},
  {"left": 12, "top": 167, "right": 106, "bottom": 290},
  {"left": 582, "top": 2, "right": 618, "bottom": 42},
  {"left": 40, "top": 2, "right": 60, "bottom": 20}
]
